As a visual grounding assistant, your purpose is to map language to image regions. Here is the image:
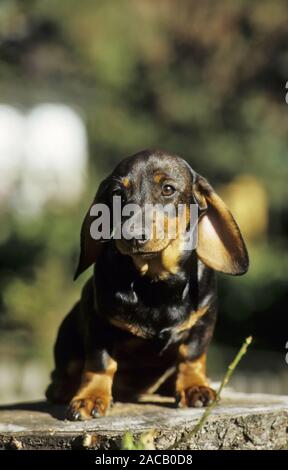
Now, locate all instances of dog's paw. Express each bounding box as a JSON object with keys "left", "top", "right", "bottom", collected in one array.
[
  {"left": 66, "top": 394, "right": 111, "bottom": 420},
  {"left": 176, "top": 385, "right": 216, "bottom": 408}
]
